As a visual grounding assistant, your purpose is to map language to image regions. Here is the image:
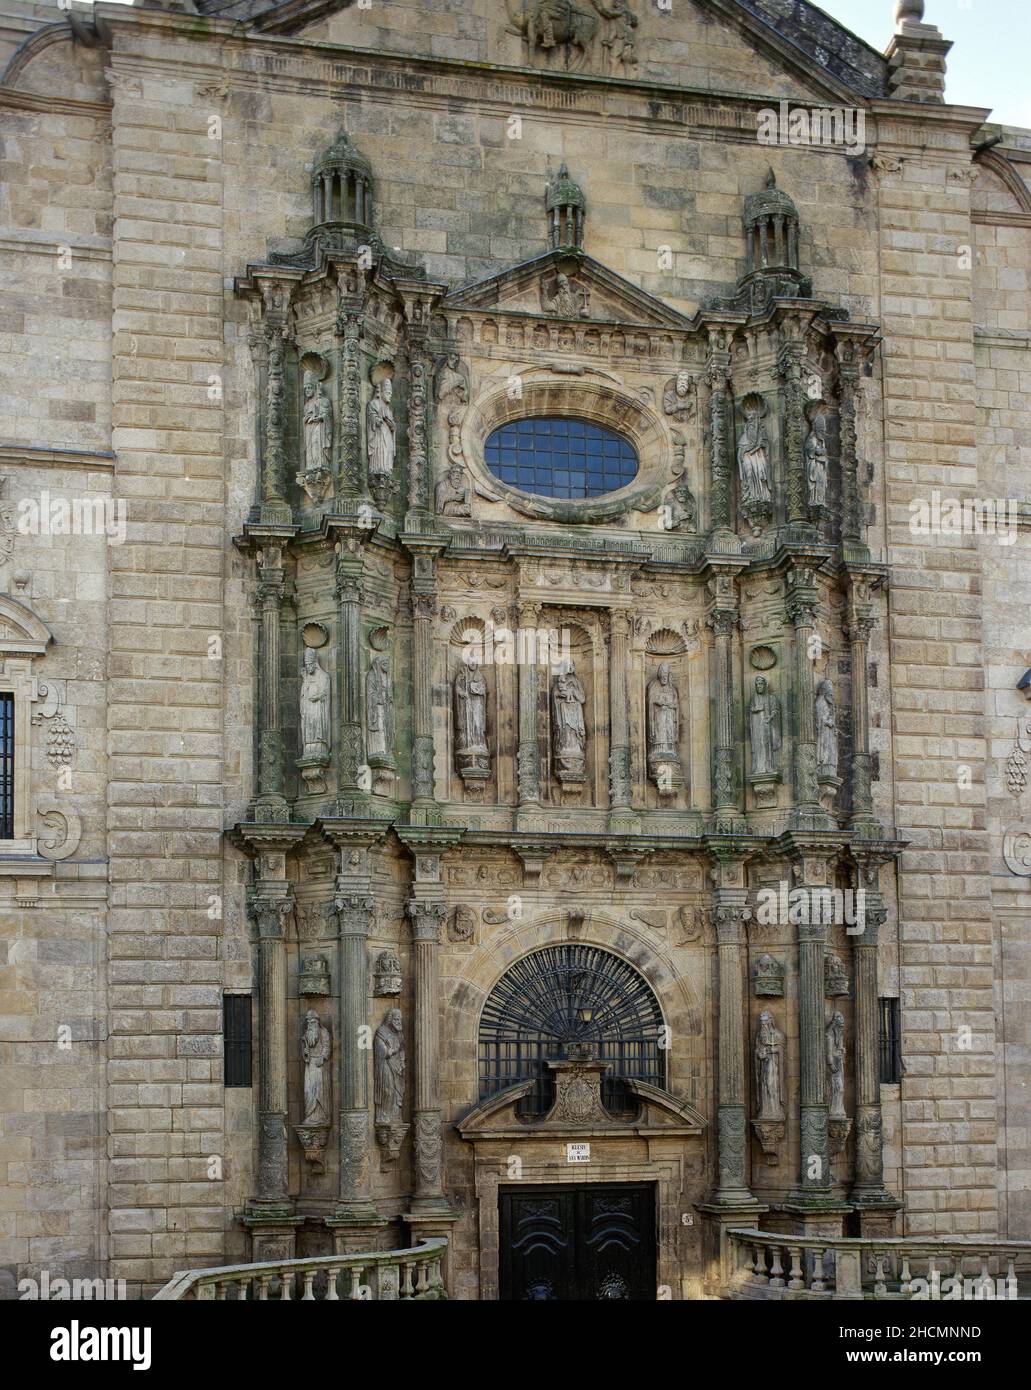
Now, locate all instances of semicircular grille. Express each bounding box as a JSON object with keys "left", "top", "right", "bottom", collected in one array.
[{"left": 478, "top": 944, "right": 666, "bottom": 1117}]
